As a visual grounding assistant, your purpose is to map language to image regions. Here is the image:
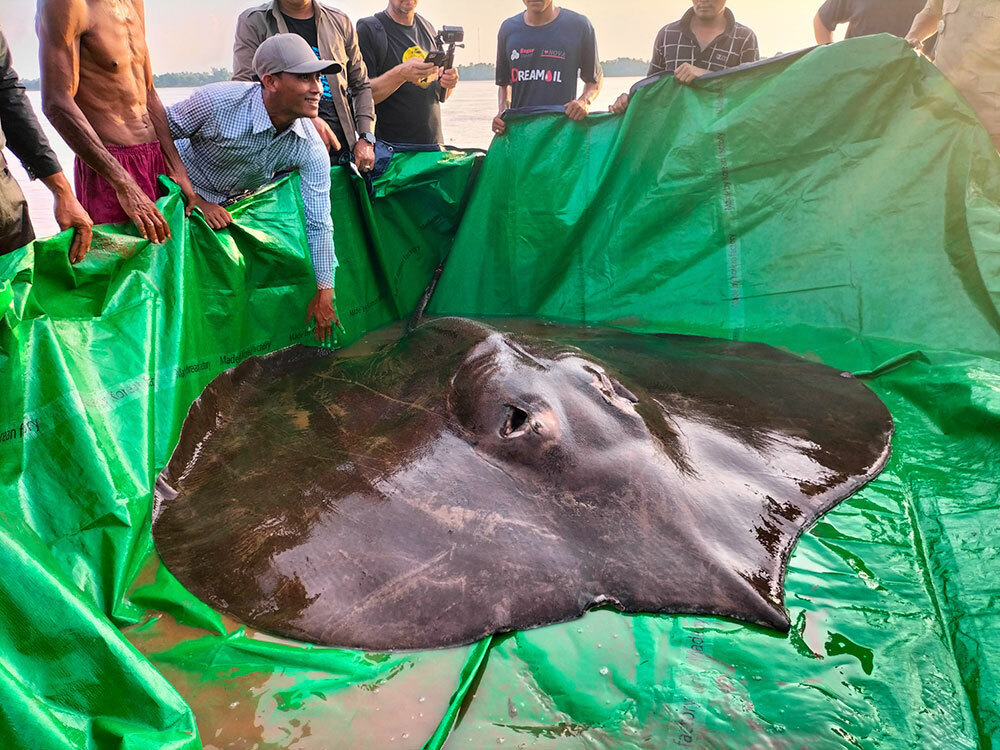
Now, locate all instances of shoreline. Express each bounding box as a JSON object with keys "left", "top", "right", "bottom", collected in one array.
[{"left": 20, "top": 72, "right": 646, "bottom": 91}]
